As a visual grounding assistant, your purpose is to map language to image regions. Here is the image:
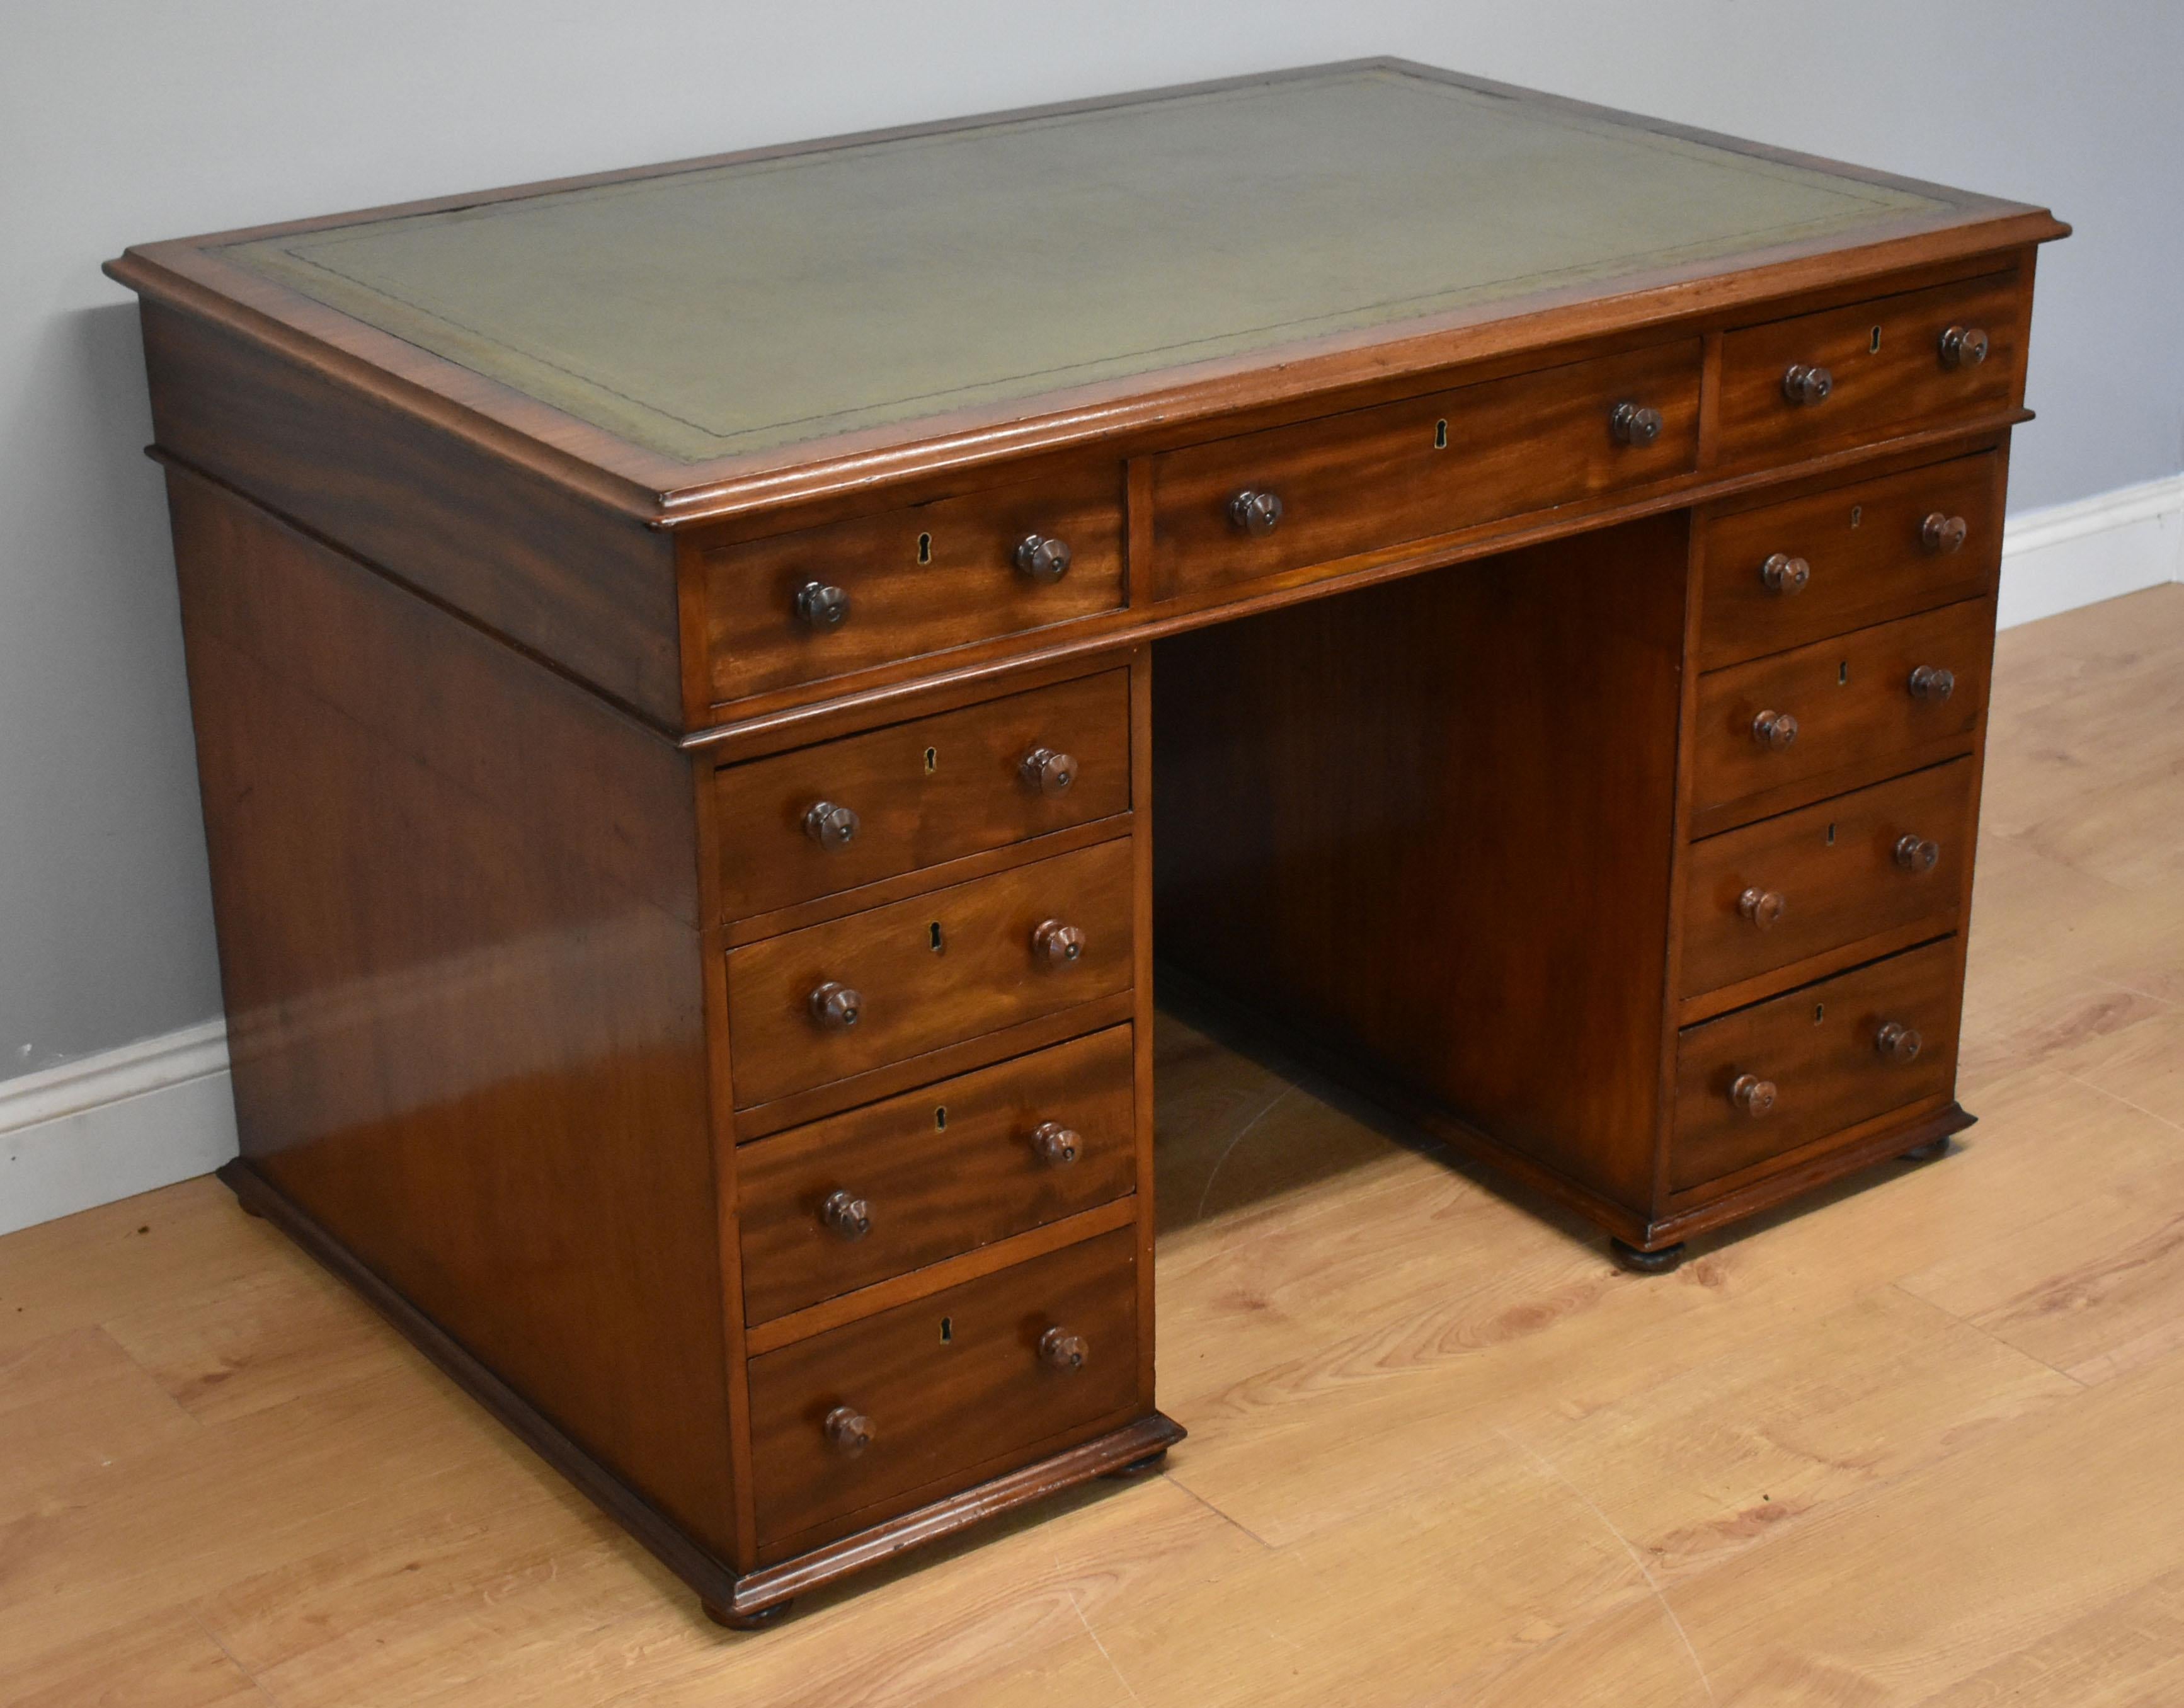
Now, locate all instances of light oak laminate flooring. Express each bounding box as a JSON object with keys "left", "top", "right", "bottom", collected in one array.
[{"left": 4, "top": 587, "right": 2181, "bottom": 1707}]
